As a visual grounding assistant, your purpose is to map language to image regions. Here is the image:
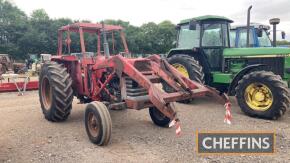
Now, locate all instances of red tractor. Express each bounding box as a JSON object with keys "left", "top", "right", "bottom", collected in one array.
[{"left": 39, "top": 22, "right": 231, "bottom": 146}]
